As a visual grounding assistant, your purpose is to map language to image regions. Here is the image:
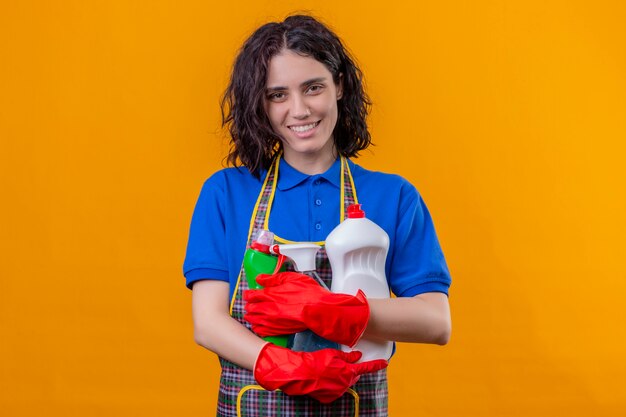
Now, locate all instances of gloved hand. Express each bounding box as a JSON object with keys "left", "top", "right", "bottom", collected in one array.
[
  {"left": 254, "top": 342, "right": 388, "bottom": 403},
  {"left": 244, "top": 272, "right": 370, "bottom": 347}
]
